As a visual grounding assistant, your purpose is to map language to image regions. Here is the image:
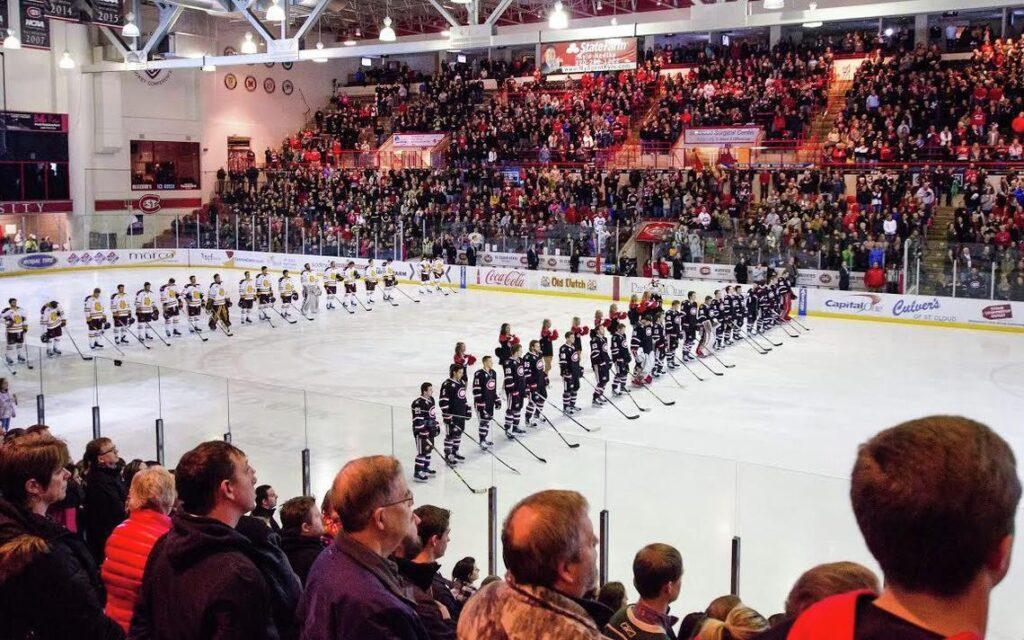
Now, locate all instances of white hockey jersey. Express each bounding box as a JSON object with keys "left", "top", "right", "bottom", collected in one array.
[
  {"left": 255, "top": 273, "right": 272, "bottom": 294},
  {"left": 279, "top": 276, "right": 296, "bottom": 298},
  {"left": 41, "top": 304, "right": 64, "bottom": 329},
  {"left": 84, "top": 295, "right": 106, "bottom": 319},
  {"left": 160, "top": 283, "right": 179, "bottom": 309},
  {"left": 1, "top": 307, "right": 26, "bottom": 333},
  {"left": 239, "top": 278, "right": 256, "bottom": 300},
  {"left": 110, "top": 293, "right": 131, "bottom": 317},
  {"left": 208, "top": 282, "right": 229, "bottom": 305},
  {"left": 135, "top": 289, "right": 157, "bottom": 313}
]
